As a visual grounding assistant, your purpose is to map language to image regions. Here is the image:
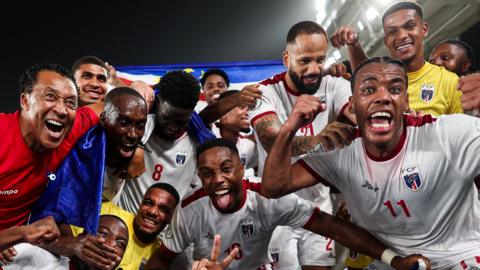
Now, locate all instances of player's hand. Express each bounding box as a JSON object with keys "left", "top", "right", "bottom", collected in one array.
[
  {"left": 315, "top": 121, "right": 354, "bottom": 151},
  {"left": 0, "top": 247, "right": 16, "bottom": 264},
  {"left": 191, "top": 235, "right": 238, "bottom": 270},
  {"left": 391, "top": 255, "right": 431, "bottom": 270},
  {"left": 236, "top": 84, "right": 262, "bottom": 109},
  {"left": 335, "top": 201, "right": 351, "bottom": 221},
  {"left": 458, "top": 73, "right": 480, "bottom": 113},
  {"left": 105, "top": 62, "right": 126, "bottom": 87},
  {"left": 23, "top": 216, "right": 60, "bottom": 246},
  {"left": 125, "top": 147, "right": 146, "bottom": 179},
  {"left": 73, "top": 234, "right": 121, "bottom": 270},
  {"left": 130, "top": 80, "right": 155, "bottom": 112},
  {"left": 325, "top": 63, "right": 351, "bottom": 80},
  {"left": 330, "top": 26, "right": 358, "bottom": 48},
  {"left": 284, "top": 95, "right": 325, "bottom": 132}
]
